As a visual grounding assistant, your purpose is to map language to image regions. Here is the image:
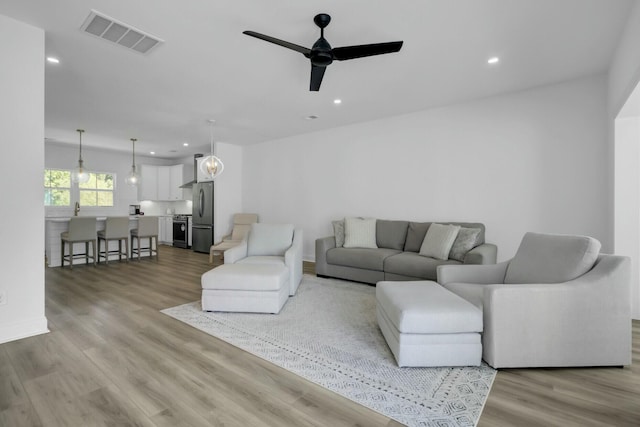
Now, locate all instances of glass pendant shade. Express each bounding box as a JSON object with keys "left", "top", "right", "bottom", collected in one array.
[
  {"left": 125, "top": 165, "right": 139, "bottom": 186},
  {"left": 199, "top": 154, "right": 224, "bottom": 179},
  {"left": 71, "top": 129, "right": 90, "bottom": 184},
  {"left": 125, "top": 138, "right": 139, "bottom": 186},
  {"left": 199, "top": 120, "right": 224, "bottom": 180}
]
